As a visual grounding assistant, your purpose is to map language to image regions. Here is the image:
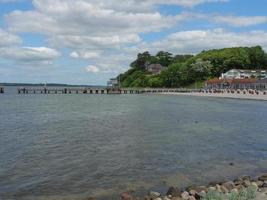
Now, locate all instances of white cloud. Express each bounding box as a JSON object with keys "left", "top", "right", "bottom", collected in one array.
[
  {"left": 0, "top": 46, "right": 60, "bottom": 63},
  {"left": 144, "top": 29, "right": 267, "bottom": 54},
  {"left": 85, "top": 65, "right": 100, "bottom": 73},
  {"left": 70, "top": 50, "right": 101, "bottom": 59},
  {"left": 212, "top": 15, "right": 267, "bottom": 27},
  {"left": 0, "top": 29, "right": 21, "bottom": 47}
]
